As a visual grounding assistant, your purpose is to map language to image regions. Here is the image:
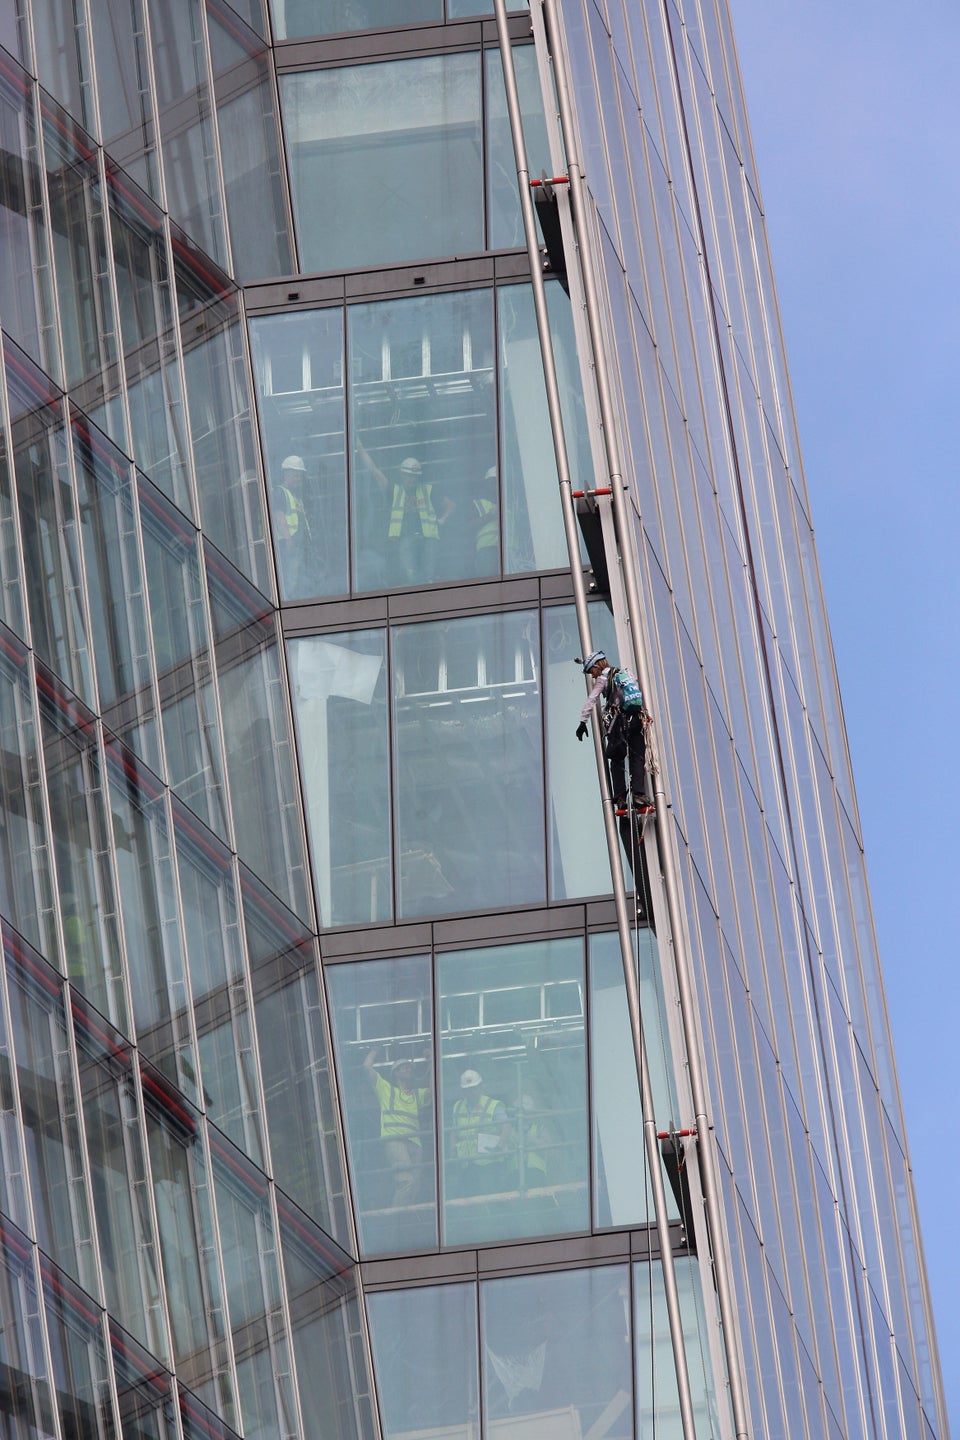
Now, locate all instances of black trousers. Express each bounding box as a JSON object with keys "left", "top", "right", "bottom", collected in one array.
[{"left": 604, "top": 712, "right": 647, "bottom": 800}]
